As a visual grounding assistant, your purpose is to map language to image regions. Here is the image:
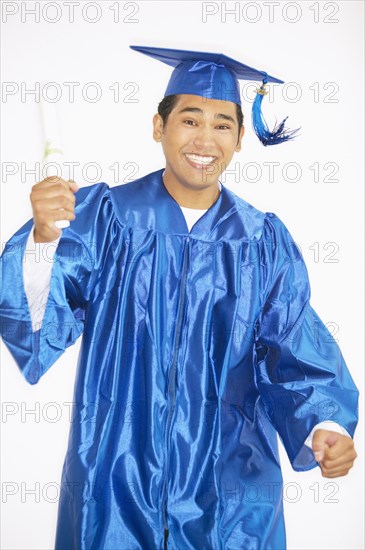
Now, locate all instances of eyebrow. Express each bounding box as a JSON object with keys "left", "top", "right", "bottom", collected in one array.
[{"left": 177, "top": 106, "right": 236, "bottom": 124}]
